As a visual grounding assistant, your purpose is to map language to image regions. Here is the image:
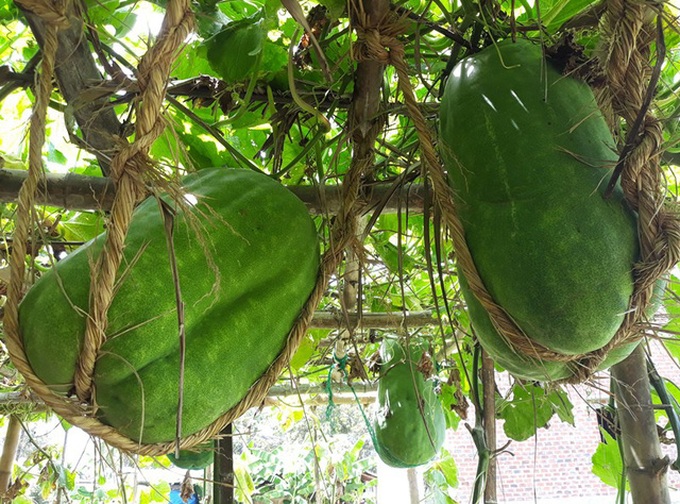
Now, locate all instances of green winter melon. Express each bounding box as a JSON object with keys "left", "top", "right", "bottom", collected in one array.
[
  {"left": 167, "top": 443, "right": 214, "bottom": 470},
  {"left": 19, "top": 168, "right": 320, "bottom": 444},
  {"left": 439, "top": 39, "right": 640, "bottom": 381},
  {"left": 373, "top": 339, "right": 446, "bottom": 468}
]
